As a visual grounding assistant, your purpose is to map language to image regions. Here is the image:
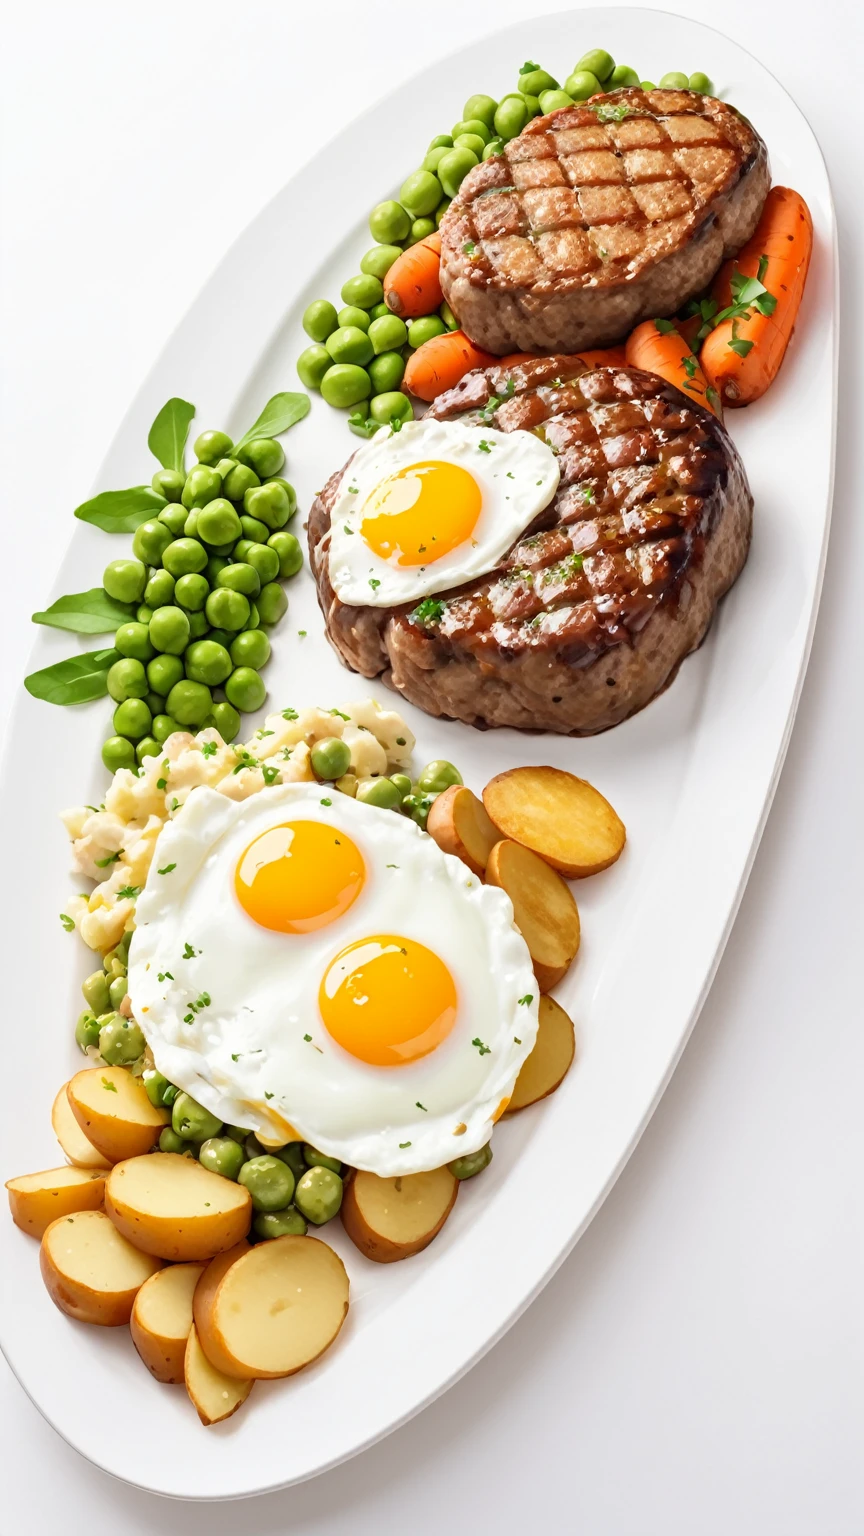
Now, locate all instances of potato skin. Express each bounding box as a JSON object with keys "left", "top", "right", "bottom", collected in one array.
[
  {"left": 105, "top": 1154, "right": 252, "bottom": 1262},
  {"left": 185, "top": 1323, "right": 253, "bottom": 1425},
  {"left": 341, "top": 1168, "right": 458, "bottom": 1264},
  {"left": 51, "top": 1086, "right": 112, "bottom": 1170},
  {"left": 485, "top": 839, "right": 580, "bottom": 993},
  {"left": 426, "top": 785, "right": 498, "bottom": 878},
  {"left": 508, "top": 994, "right": 576, "bottom": 1111},
  {"left": 130, "top": 1263, "right": 204, "bottom": 1384},
  {"left": 67, "top": 1067, "right": 168, "bottom": 1163},
  {"left": 483, "top": 766, "right": 626, "bottom": 878},
  {"left": 193, "top": 1241, "right": 252, "bottom": 1378},
  {"left": 6, "top": 1167, "right": 105, "bottom": 1239},
  {"left": 39, "top": 1210, "right": 163, "bottom": 1326}
]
